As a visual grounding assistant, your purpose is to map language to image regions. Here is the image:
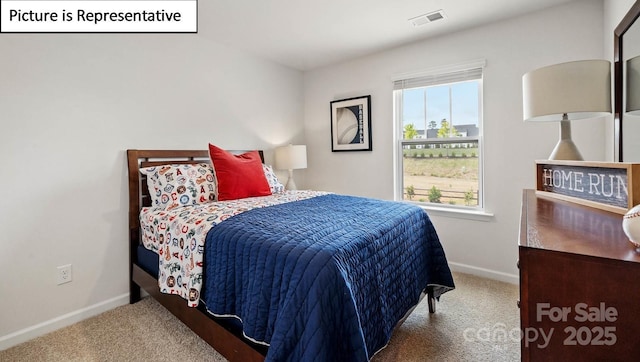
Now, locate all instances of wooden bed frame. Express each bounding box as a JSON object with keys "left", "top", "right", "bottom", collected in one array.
[
  {"left": 126, "top": 149, "right": 438, "bottom": 361},
  {"left": 127, "top": 149, "right": 266, "bottom": 362}
]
